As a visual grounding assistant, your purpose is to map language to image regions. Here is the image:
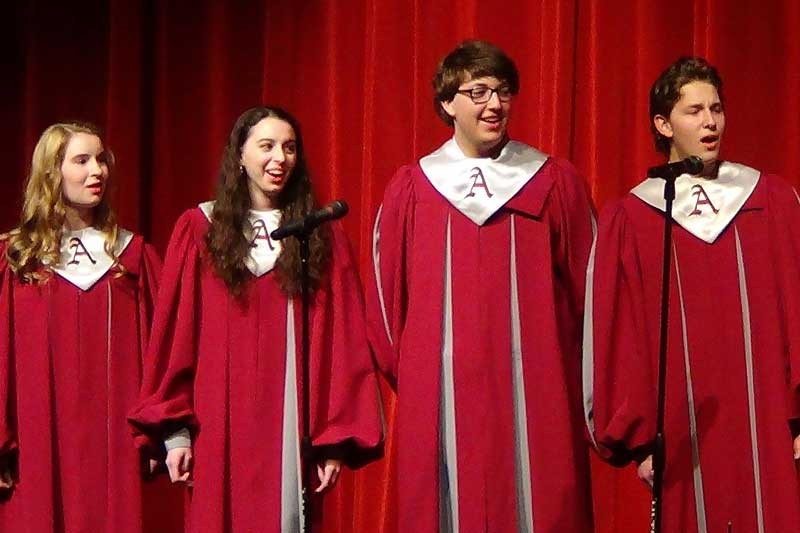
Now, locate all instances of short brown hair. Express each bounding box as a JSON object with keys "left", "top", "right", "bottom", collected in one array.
[
  {"left": 432, "top": 40, "right": 519, "bottom": 126},
  {"left": 649, "top": 57, "right": 724, "bottom": 155}
]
